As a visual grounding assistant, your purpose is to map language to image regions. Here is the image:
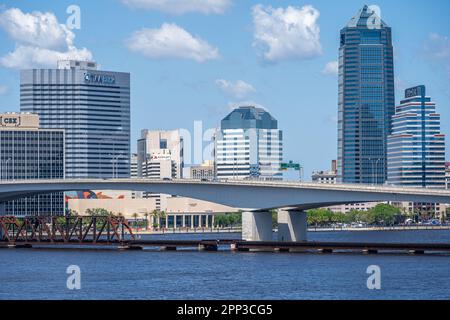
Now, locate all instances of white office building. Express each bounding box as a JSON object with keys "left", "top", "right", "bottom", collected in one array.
[
  {"left": 137, "top": 129, "right": 184, "bottom": 210},
  {"left": 137, "top": 129, "right": 183, "bottom": 179},
  {"left": 215, "top": 106, "right": 283, "bottom": 180}
]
